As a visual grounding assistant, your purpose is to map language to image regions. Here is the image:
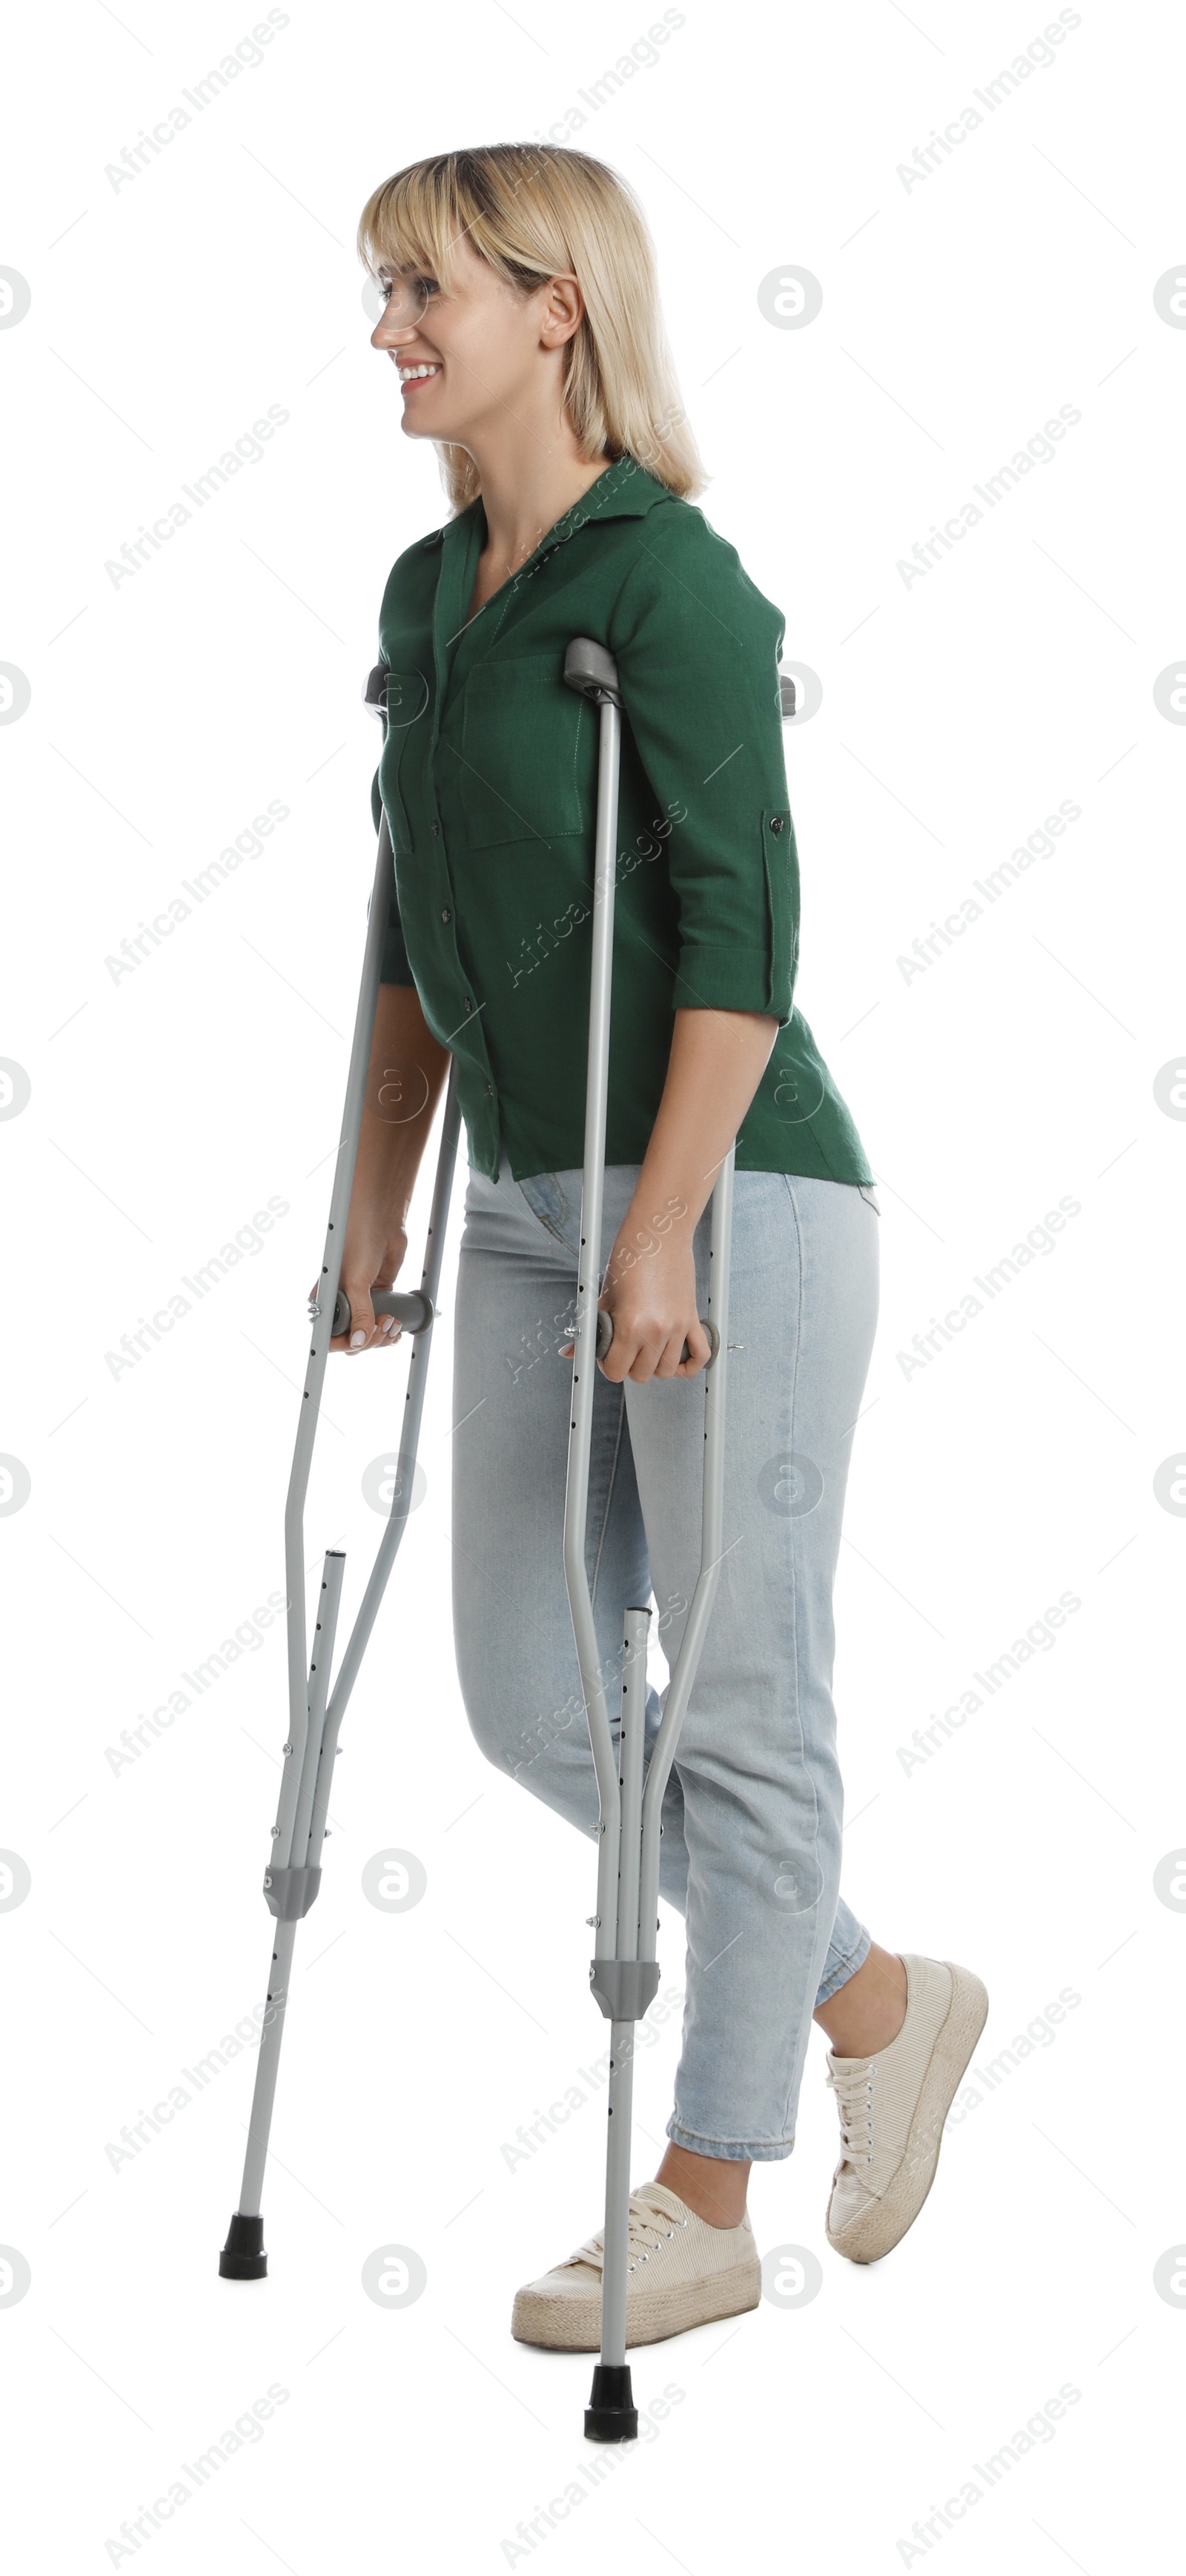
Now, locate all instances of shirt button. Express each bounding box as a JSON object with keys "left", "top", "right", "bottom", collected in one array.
[
  {"left": 442, "top": 906, "right": 451, "bottom": 922},
  {"left": 769, "top": 814, "right": 785, "bottom": 835},
  {"left": 431, "top": 821, "right": 440, "bottom": 836},
  {"left": 486, "top": 1082, "right": 494, "bottom": 1096},
  {"left": 463, "top": 996, "right": 471, "bottom": 1013}
]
